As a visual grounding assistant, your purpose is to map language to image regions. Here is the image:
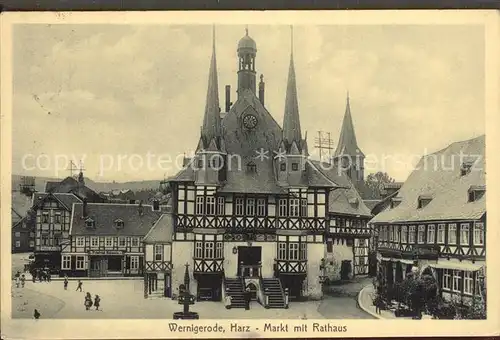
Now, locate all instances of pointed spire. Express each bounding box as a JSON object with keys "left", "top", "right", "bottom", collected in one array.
[
  {"left": 201, "top": 25, "right": 221, "bottom": 147},
  {"left": 245, "top": 25, "right": 249, "bottom": 36},
  {"left": 333, "top": 92, "right": 364, "bottom": 158},
  {"left": 282, "top": 25, "right": 302, "bottom": 150}
]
